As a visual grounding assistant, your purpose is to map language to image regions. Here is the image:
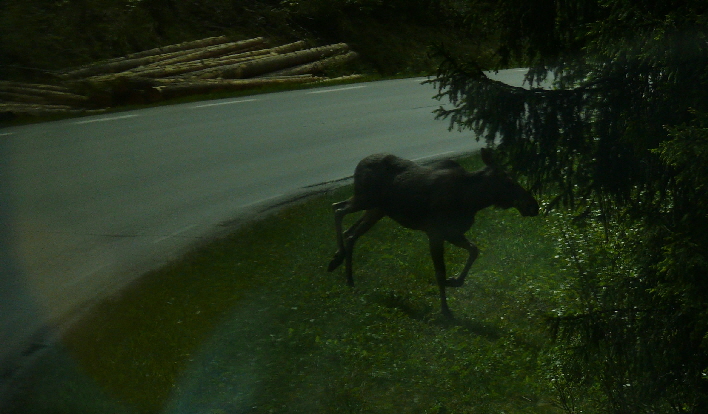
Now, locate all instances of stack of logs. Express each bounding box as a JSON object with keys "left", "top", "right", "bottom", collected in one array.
[{"left": 0, "top": 36, "right": 359, "bottom": 117}]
